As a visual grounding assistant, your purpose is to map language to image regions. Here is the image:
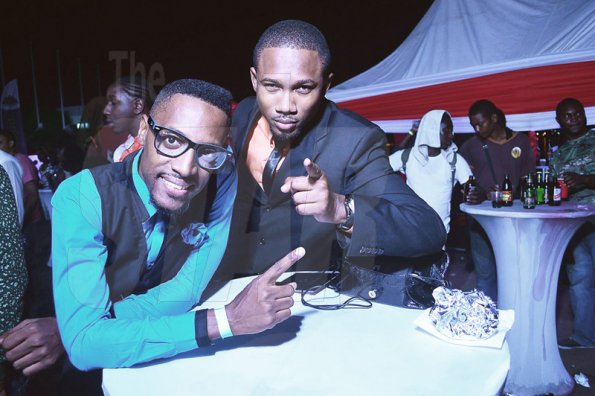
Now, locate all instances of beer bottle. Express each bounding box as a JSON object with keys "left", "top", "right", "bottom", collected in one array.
[
  {"left": 464, "top": 176, "right": 477, "bottom": 203},
  {"left": 502, "top": 174, "right": 513, "bottom": 206},
  {"left": 543, "top": 170, "right": 550, "bottom": 204},
  {"left": 548, "top": 174, "right": 562, "bottom": 206},
  {"left": 519, "top": 175, "right": 527, "bottom": 203},
  {"left": 524, "top": 173, "right": 536, "bottom": 209},
  {"left": 535, "top": 172, "right": 545, "bottom": 205}
]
